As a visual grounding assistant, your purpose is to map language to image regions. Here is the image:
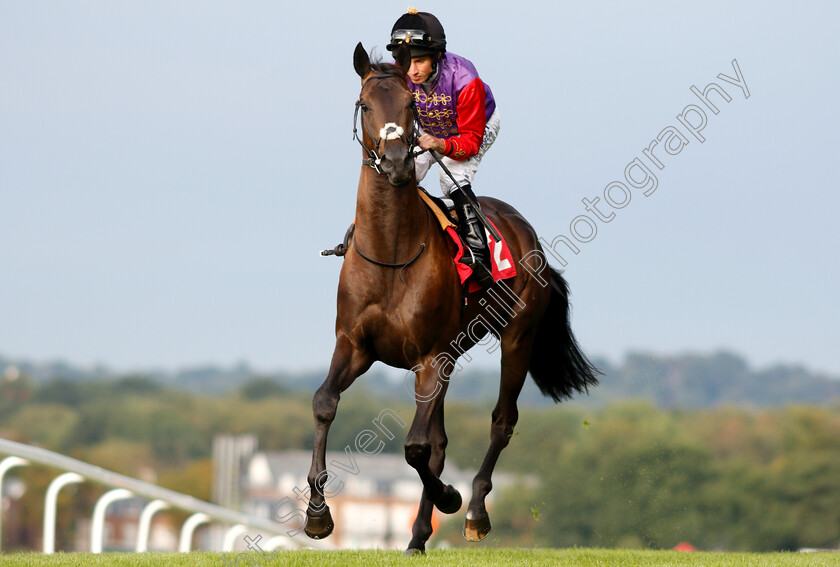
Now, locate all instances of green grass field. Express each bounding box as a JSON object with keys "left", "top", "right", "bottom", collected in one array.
[{"left": 2, "top": 549, "right": 838, "bottom": 567}]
